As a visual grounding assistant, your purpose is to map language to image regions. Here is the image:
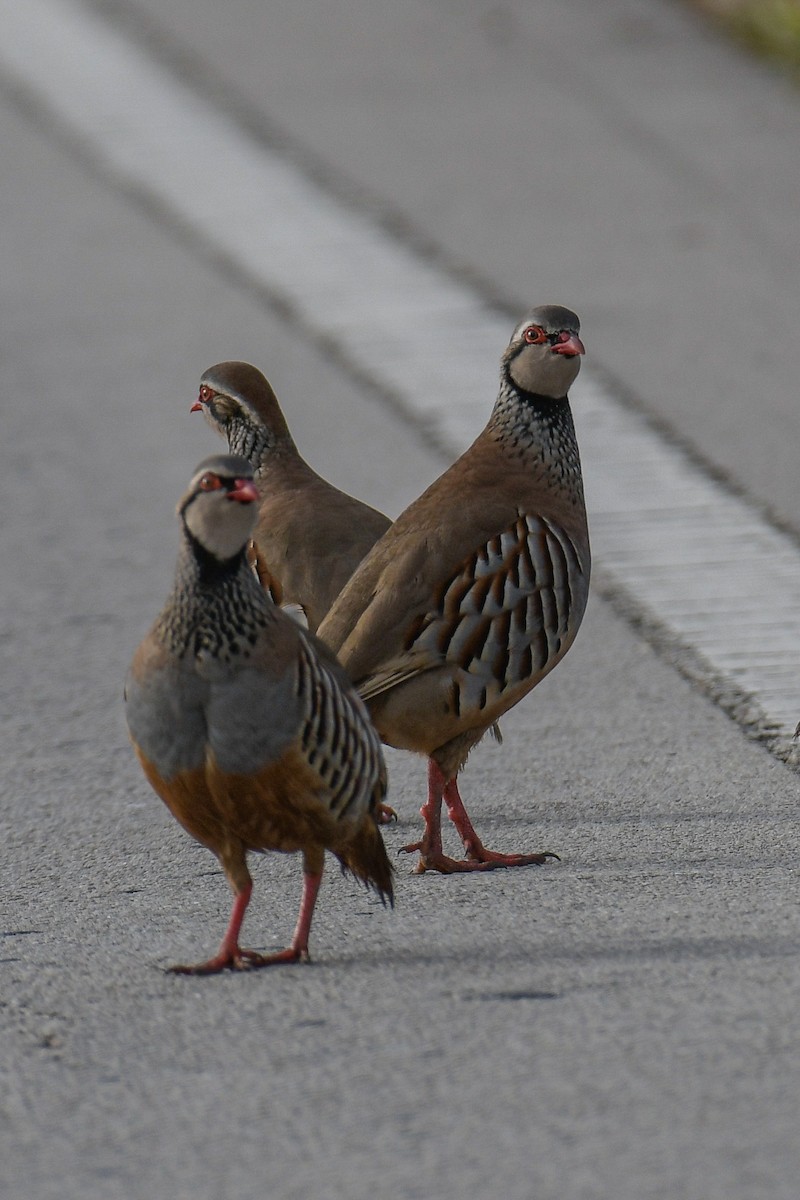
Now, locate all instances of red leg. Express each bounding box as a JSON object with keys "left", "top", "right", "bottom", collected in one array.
[
  {"left": 168, "top": 865, "right": 323, "bottom": 975},
  {"left": 398, "top": 760, "right": 448, "bottom": 873},
  {"left": 253, "top": 864, "right": 322, "bottom": 966},
  {"left": 168, "top": 882, "right": 266, "bottom": 974},
  {"left": 399, "top": 761, "right": 558, "bottom": 873},
  {"left": 443, "top": 776, "right": 559, "bottom": 868}
]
